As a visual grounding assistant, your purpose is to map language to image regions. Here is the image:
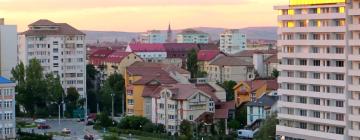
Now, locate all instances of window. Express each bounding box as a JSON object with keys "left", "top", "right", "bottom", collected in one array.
[
  {"left": 313, "top": 98, "right": 321, "bottom": 105},
  {"left": 313, "top": 73, "right": 320, "bottom": 79},
  {"left": 53, "top": 56, "right": 58, "bottom": 60},
  {"left": 287, "top": 83, "right": 294, "bottom": 90},
  {"left": 299, "top": 84, "right": 307, "bottom": 91},
  {"left": 53, "top": 63, "right": 59, "bottom": 67},
  {"left": 53, "top": 48, "right": 59, "bottom": 53},
  {"left": 299, "top": 97, "right": 307, "bottom": 104},
  {"left": 336, "top": 100, "right": 344, "bottom": 107},
  {"left": 300, "top": 122, "right": 307, "bottom": 129},
  {"left": 127, "top": 99, "right": 134, "bottom": 105},
  {"left": 313, "top": 85, "right": 321, "bottom": 92},
  {"left": 336, "top": 113, "right": 344, "bottom": 121},
  {"left": 313, "top": 124, "right": 320, "bottom": 131},
  {"left": 312, "top": 47, "right": 319, "bottom": 53},
  {"left": 287, "top": 59, "right": 294, "bottom": 65},
  {"left": 287, "top": 71, "right": 294, "bottom": 77},
  {"left": 299, "top": 59, "right": 307, "bottom": 65},
  {"left": 299, "top": 72, "right": 307, "bottom": 78},
  {"left": 53, "top": 41, "right": 58, "bottom": 45},
  {"left": 313, "top": 60, "right": 321, "bottom": 66},
  {"left": 300, "top": 109, "right": 307, "bottom": 116},
  {"left": 335, "top": 47, "right": 344, "bottom": 54},
  {"left": 336, "top": 127, "right": 344, "bottom": 134},
  {"left": 159, "top": 103, "right": 164, "bottom": 109},
  {"left": 335, "top": 74, "right": 344, "bottom": 80},
  {"left": 336, "top": 61, "right": 344, "bottom": 67},
  {"left": 313, "top": 111, "right": 320, "bottom": 118},
  {"left": 189, "top": 115, "right": 193, "bottom": 120}
]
